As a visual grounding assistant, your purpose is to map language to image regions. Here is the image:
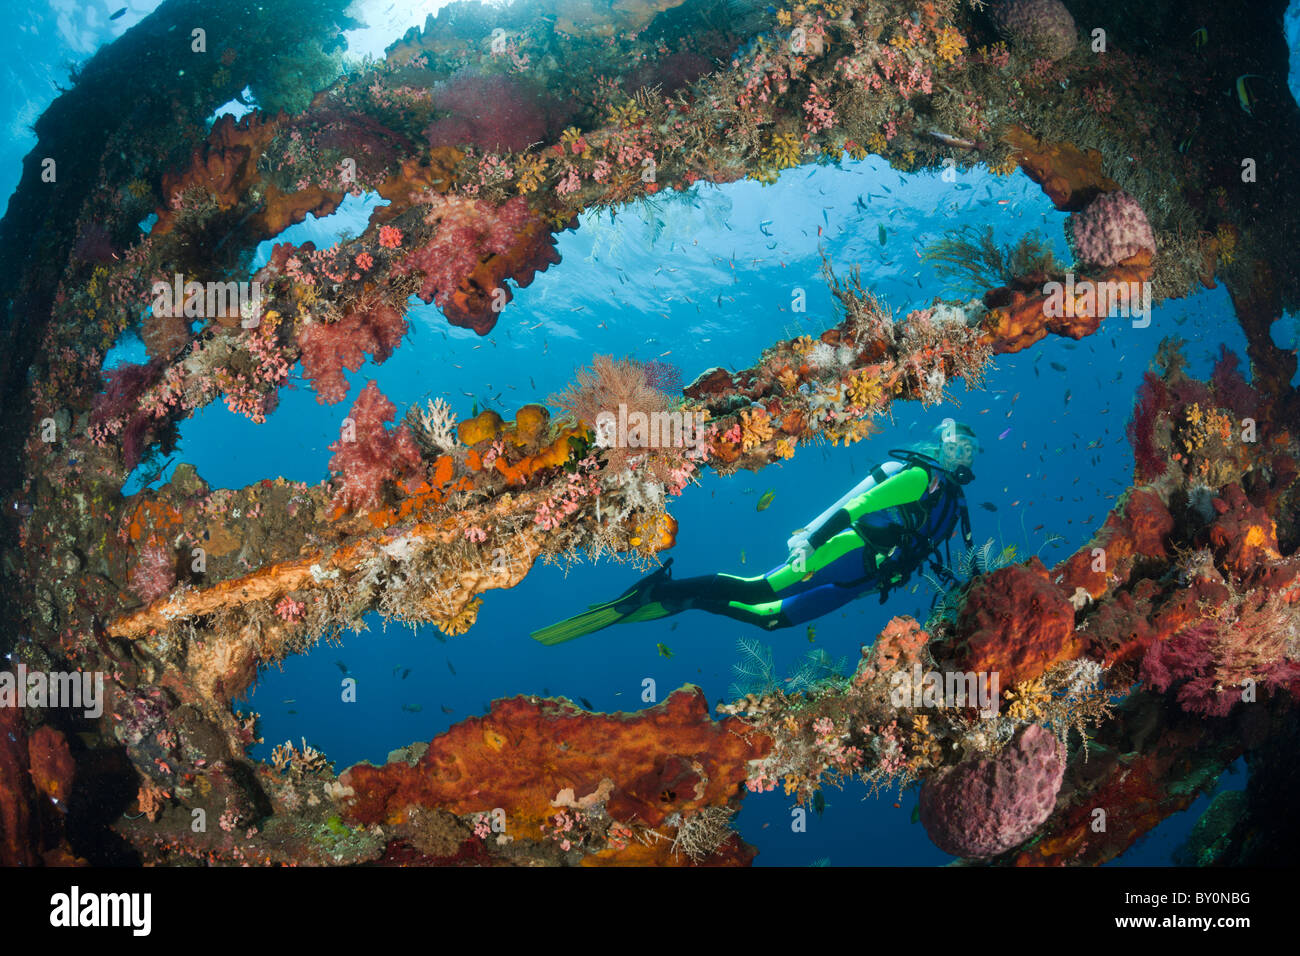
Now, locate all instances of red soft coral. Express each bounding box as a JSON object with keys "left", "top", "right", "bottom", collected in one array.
[
  {"left": 297, "top": 299, "right": 408, "bottom": 404},
  {"left": 91, "top": 359, "right": 166, "bottom": 469},
  {"left": 1126, "top": 371, "right": 1168, "bottom": 483},
  {"left": 424, "top": 73, "right": 555, "bottom": 153},
  {"left": 328, "top": 381, "right": 424, "bottom": 514},
  {"left": 1141, "top": 593, "right": 1300, "bottom": 717},
  {"left": 1209, "top": 346, "right": 1256, "bottom": 419}
]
